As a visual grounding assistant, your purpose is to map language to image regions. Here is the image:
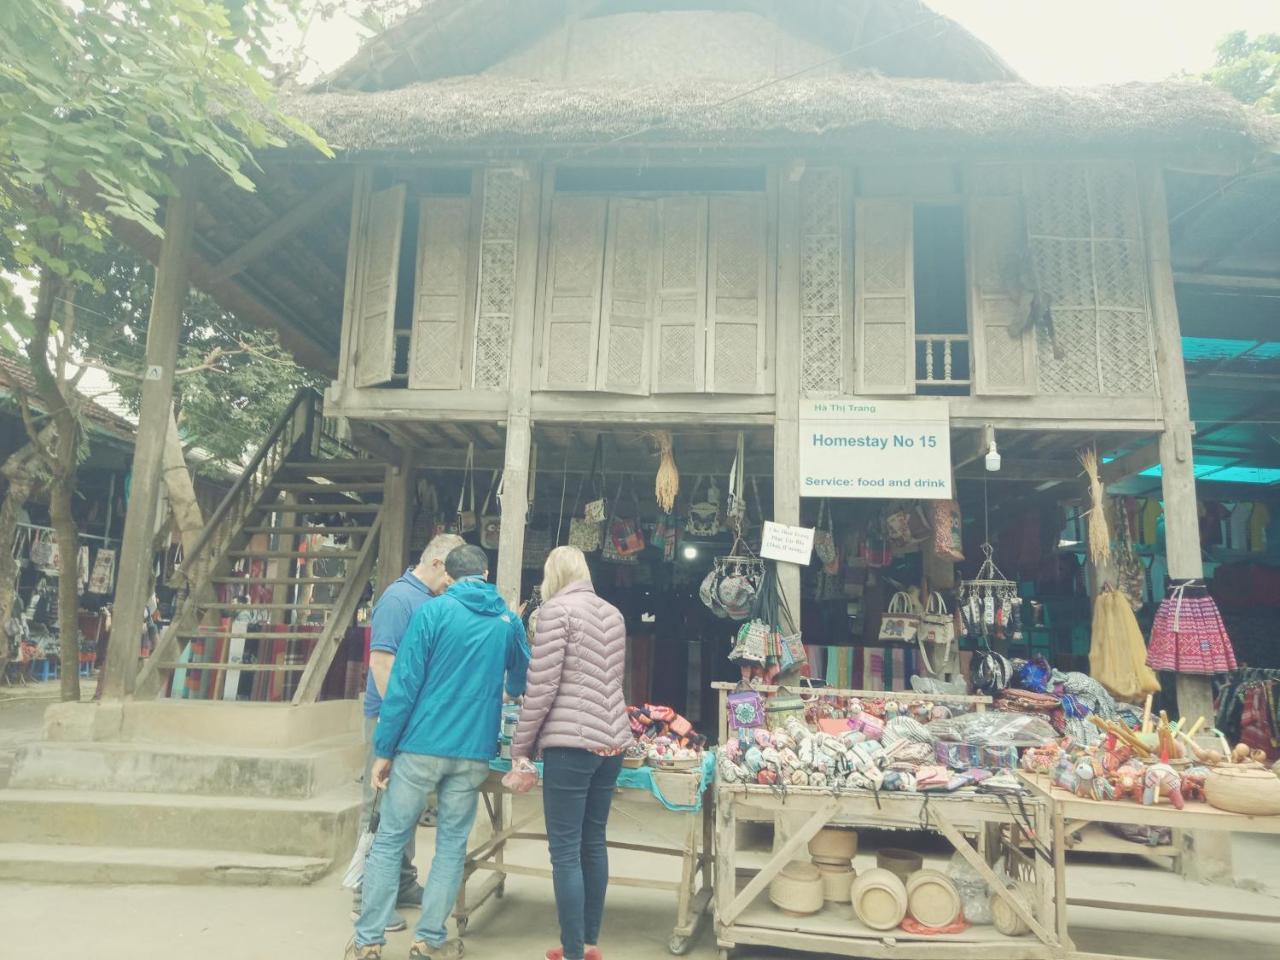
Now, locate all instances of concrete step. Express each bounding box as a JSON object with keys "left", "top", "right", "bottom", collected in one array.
[
  {"left": 0, "top": 787, "right": 360, "bottom": 861},
  {"left": 10, "top": 736, "right": 363, "bottom": 799},
  {"left": 0, "top": 843, "right": 331, "bottom": 886}
]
